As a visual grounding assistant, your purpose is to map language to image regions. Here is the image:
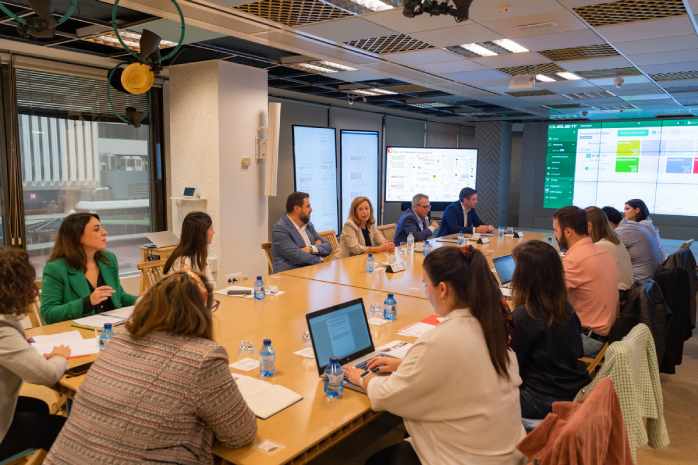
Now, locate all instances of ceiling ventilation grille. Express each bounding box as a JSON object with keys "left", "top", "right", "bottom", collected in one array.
[
  {"left": 345, "top": 34, "right": 434, "bottom": 54},
  {"left": 563, "top": 91, "right": 616, "bottom": 99},
  {"left": 381, "top": 84, "right": 433, "bottom": 93},
  {"left": 546, "top": 103, "right": 587, "bottom": 109},
  {"left": 506, "top": 89, "right": 556, "bottom": 97},
  {"left": 236, "top": 0, "right": 353, "bottom": 27},
  {"left": 664, "top": 85, "right": 698, "bottom": 93},
  {"left": 650, "top": 71, "right": 698, "bottom": 81},
  {"left": 539, "top": 44, "right": 619, "bottom": 62},
  {"left": 575, "top": 67, "right": 643, "bottom": 79},
  {"left": 574, "top": 0, "right": 687, "bottom": 28},
  {"left": 593, "top": 104, "right": 636, "bottom": 110},
  {"left": 498, "top": 63, "right": 567, "bottom": 76}
]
